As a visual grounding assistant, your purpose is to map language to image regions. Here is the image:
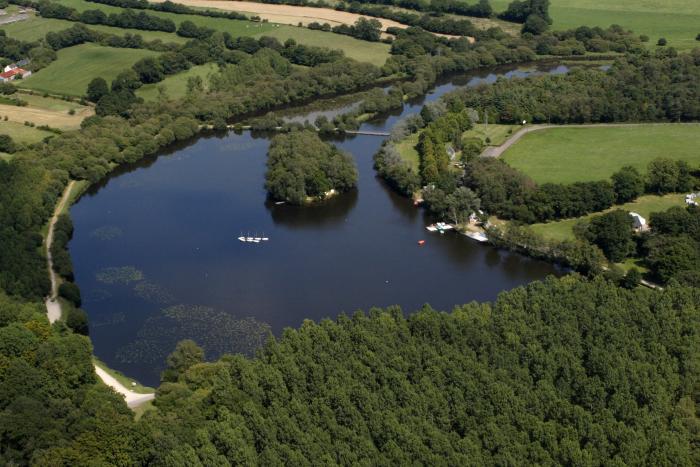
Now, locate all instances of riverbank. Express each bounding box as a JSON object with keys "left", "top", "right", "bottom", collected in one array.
[{"left": 44, "top": 180, "right": 156, "bottom": 409}]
